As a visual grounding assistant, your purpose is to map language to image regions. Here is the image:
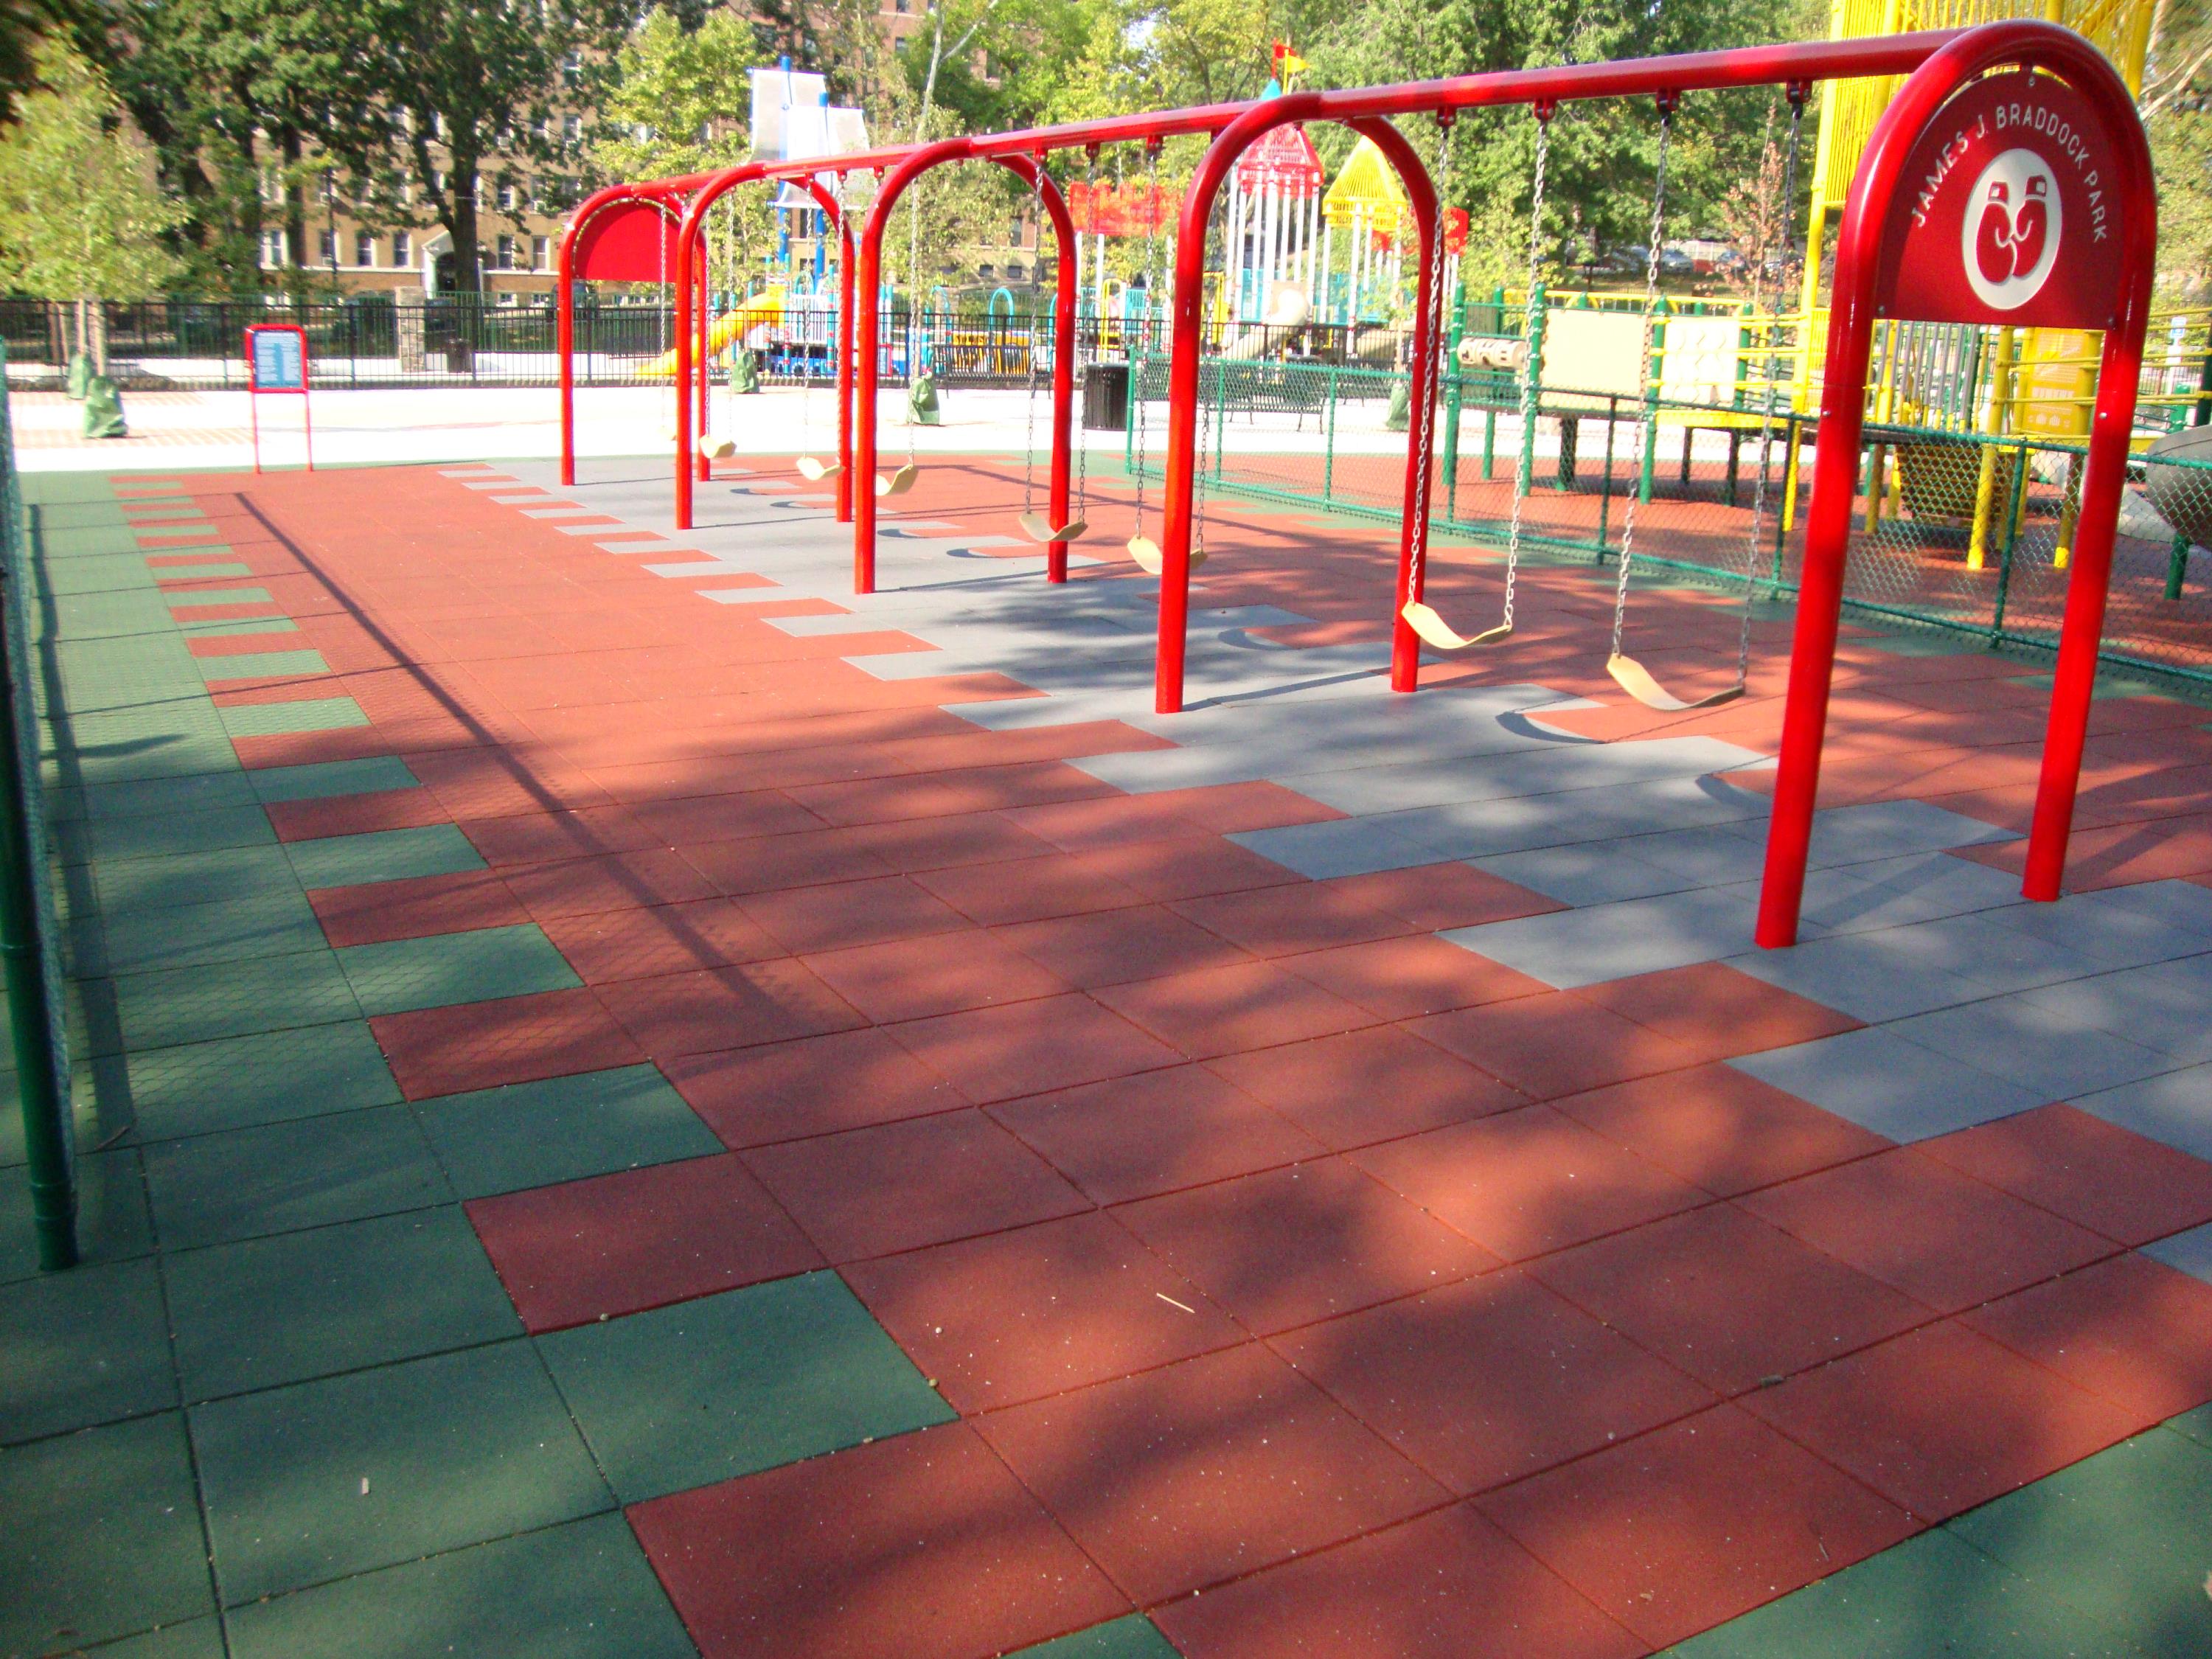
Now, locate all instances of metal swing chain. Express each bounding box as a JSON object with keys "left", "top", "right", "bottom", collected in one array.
[
  {"left": 1194, "top": 176, "right": 1227, "bottom": 568},
  {"left": 1498, "top": 104, "right": 1554, "bottom": 636},
  {"left": 1609, "top": 94, "right": 1676, "bottom": 664},
  {"left": 1022, "top": 154, "right": 1048, "bottom": 517},
  {"left": 1405, "top": 111, "right": 1455, "bottom": 601},
  {"left": 1733, "top": 85, "right": 1808, "bottom": 689},
  {"left": 1132, "top": 141, "right": 1161, "bottom": 543},
  {"left": 905, "top": 170, "right": 923, "bottom": 467},
  {"left": 1075, "top": 145, "right": 1100, "bottom": 518}
]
